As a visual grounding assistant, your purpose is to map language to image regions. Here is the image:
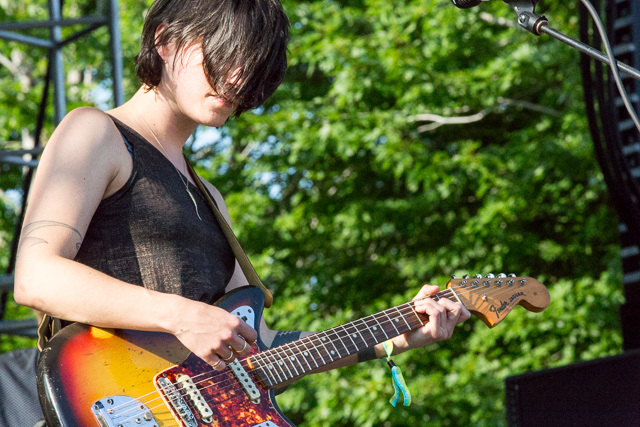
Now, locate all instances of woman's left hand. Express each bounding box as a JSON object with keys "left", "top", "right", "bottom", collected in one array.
[{"left": 392, "top": 284, "right": 471, "bottom": 353}]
